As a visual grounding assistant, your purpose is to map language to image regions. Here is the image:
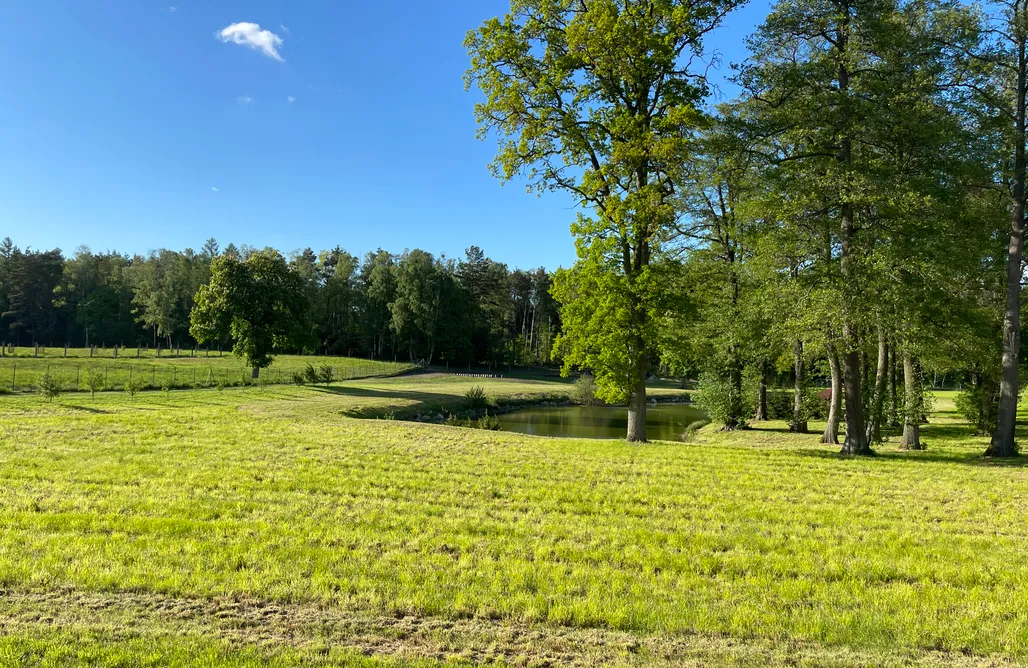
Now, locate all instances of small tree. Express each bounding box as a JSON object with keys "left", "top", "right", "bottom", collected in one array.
[
  {"left": 37, "top": 370, "right": 61, "bottom": 403},
  {"left": 84, "top": 369, "right": 105, "bottom": 400}
]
